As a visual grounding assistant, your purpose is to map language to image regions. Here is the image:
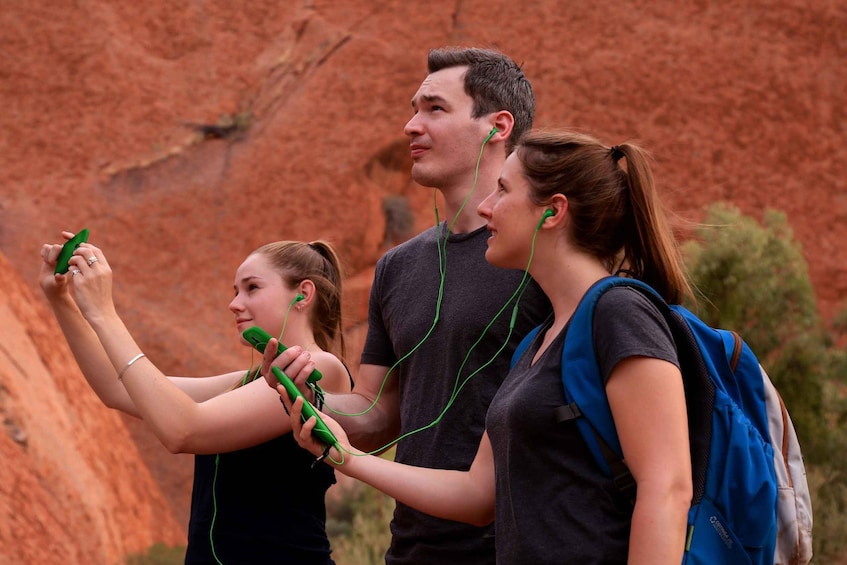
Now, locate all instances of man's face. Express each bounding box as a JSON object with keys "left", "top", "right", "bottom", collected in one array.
[{"left": 404, "top": 66, "right": 490, "bottom": 191}]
